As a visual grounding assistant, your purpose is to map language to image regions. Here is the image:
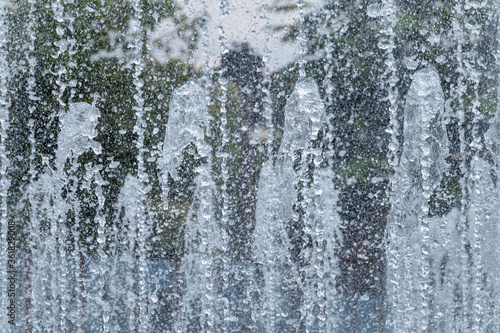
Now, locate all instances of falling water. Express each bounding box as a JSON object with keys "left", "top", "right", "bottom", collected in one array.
[
  {"left": 468, "top": 108, "right": 500, "bottom": 331},
  {"left": 1, "top": 1, "right": 500, "bottom": 332},
  {"left": 20, "top": 102, "right": 101, "bottom": 331},
  {"left": 159, "top": 80, "right": 223, "bottom": 332},
  {"left": 117, "top": 174, "right": 141, "bottom": 332},
  {"left": 0, "top": 0, "right": 10, "bottom": 329},
  {"left": 386, "top": 64, "right": 500, "bottom": 333},
  {"left": 214, "top": 9, "right": 231, "bottom": 331},
  {"left": 482, "top": 110, "right": 500, "bottom": 330},
  {"left": 130, "top": 0, "right": 152, "bottom": 331},
  {"left": 386, "top": 67, "right": 448, "bottom": 332},
  {"left": 254, "top": 78, "right": 341, "bottom": 332}
]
